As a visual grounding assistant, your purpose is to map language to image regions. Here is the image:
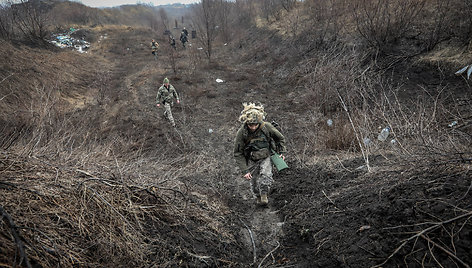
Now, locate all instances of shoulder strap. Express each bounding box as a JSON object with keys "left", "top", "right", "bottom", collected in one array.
[
  {"left": 260, "top": 122, "right": 270, "bottom": 139},
  {"left": 243, "top": 122, "right": 269, "bottom": 146}
]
